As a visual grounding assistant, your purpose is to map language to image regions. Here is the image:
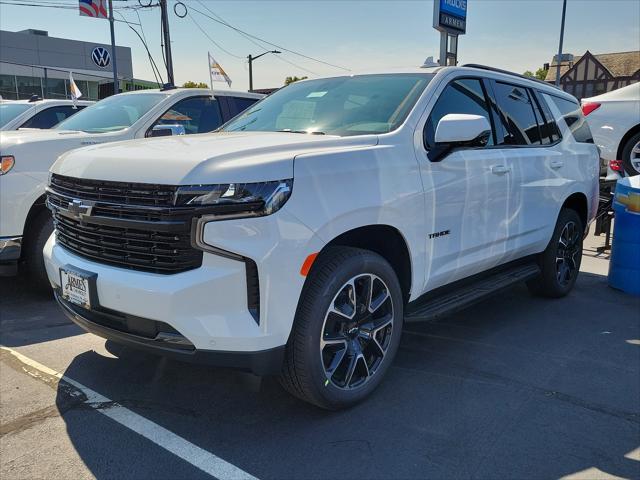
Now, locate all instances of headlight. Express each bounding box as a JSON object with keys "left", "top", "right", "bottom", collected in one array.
[
  {"left": 1, "top": 156, "right": 15, "bottom": 175},
  {"left": 175, "top": 179, "right": 293, "bottom": 219}
]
